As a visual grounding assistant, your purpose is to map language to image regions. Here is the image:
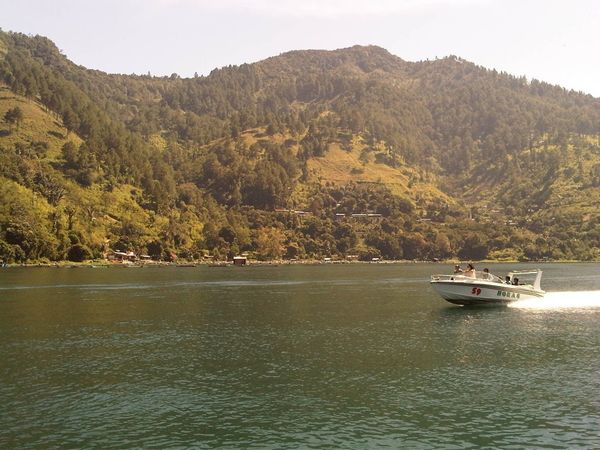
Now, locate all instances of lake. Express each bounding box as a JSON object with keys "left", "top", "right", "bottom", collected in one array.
[{"left": 1, "top": 263, "right": 599, "bottom": 449}]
